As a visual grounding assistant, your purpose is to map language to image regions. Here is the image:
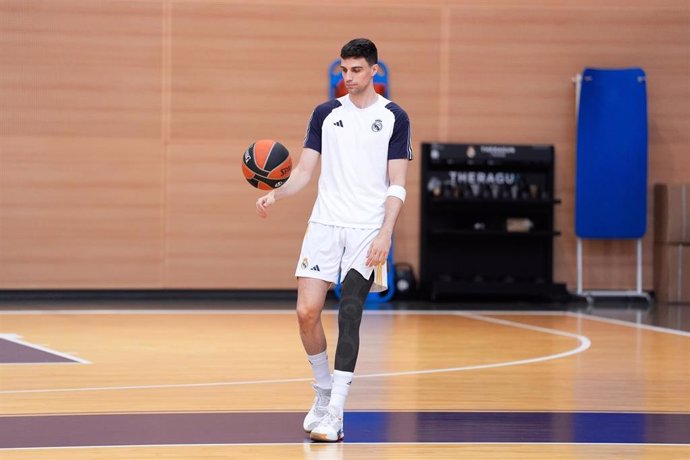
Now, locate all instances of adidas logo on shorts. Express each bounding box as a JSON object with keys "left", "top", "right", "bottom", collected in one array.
[{"left": 309, "top": 265, "right": 320, "bottom": 272}]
